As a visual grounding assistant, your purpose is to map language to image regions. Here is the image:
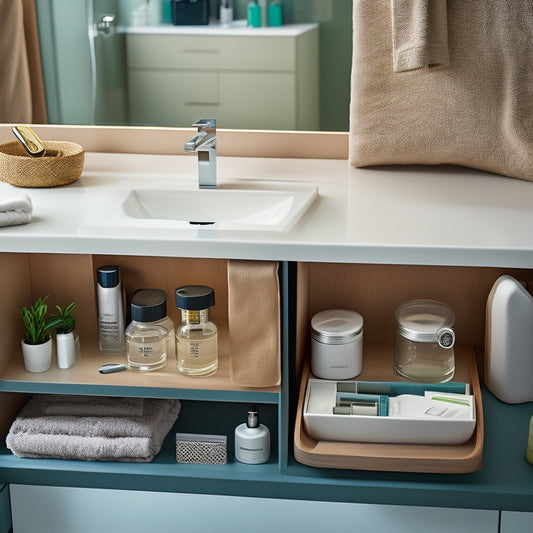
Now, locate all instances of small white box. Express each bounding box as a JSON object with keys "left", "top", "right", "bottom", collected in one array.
[{"left": 303, "top": 379, "right": 476, "bottom": 445}]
